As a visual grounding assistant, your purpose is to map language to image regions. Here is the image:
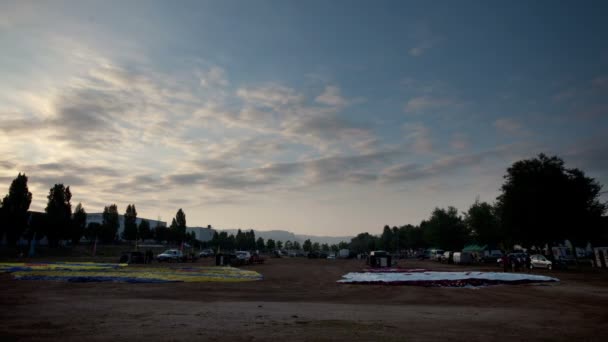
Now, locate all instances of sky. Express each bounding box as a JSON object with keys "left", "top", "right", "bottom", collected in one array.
[{"left": 1, "top": 0, "right": 607, "bottom": 236}]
